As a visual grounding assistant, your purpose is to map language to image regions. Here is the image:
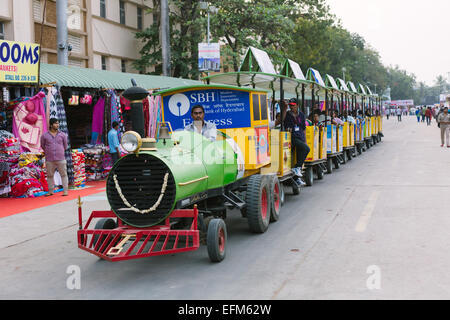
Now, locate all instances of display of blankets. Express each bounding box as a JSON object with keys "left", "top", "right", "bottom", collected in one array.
[
  {"left": 71, "top": 149, "right": 86, "bottom": 189},
  {"left": 0, "top": 130, "right": 20, "bottom": 156},
  {"left": 9, "top": 162, "right": 48, "bottom": 198},
  {"left": 91, "top": 97, "right": 105, "bottom": 144},
  {"left": 0, "top": 161, "right": 11, "bottom": 195},
  {"left": 82, "top": 144, "right": 108, "bottom": 181},
  {"left": 54, "top": 89, "right": 74, "bottom": 184},
  {"left": 12, "top": 91, "right": 47, "bottom": 153}
]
